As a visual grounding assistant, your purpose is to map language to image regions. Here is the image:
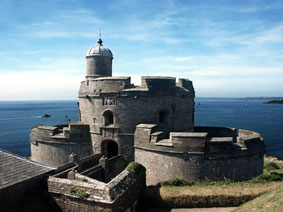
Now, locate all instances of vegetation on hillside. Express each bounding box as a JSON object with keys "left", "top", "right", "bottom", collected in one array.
[
  {"left": 233, "top": 188, "right": 283, "bottom": 212},
  {"left": 140, "top": 161, "right": 283, "bottom": 208}
]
